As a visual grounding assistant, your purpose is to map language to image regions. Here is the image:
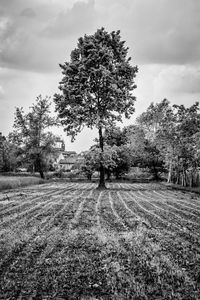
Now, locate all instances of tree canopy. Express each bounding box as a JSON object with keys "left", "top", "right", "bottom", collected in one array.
[
  {"left": 10, "top": 95, "right": 58, "bottom": 178},
  {"left": 136, "top": 99, "right": 200, "bottom": 186},
  {"left": 54, "top": 27, "right": 138, "bottom": 188}
]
